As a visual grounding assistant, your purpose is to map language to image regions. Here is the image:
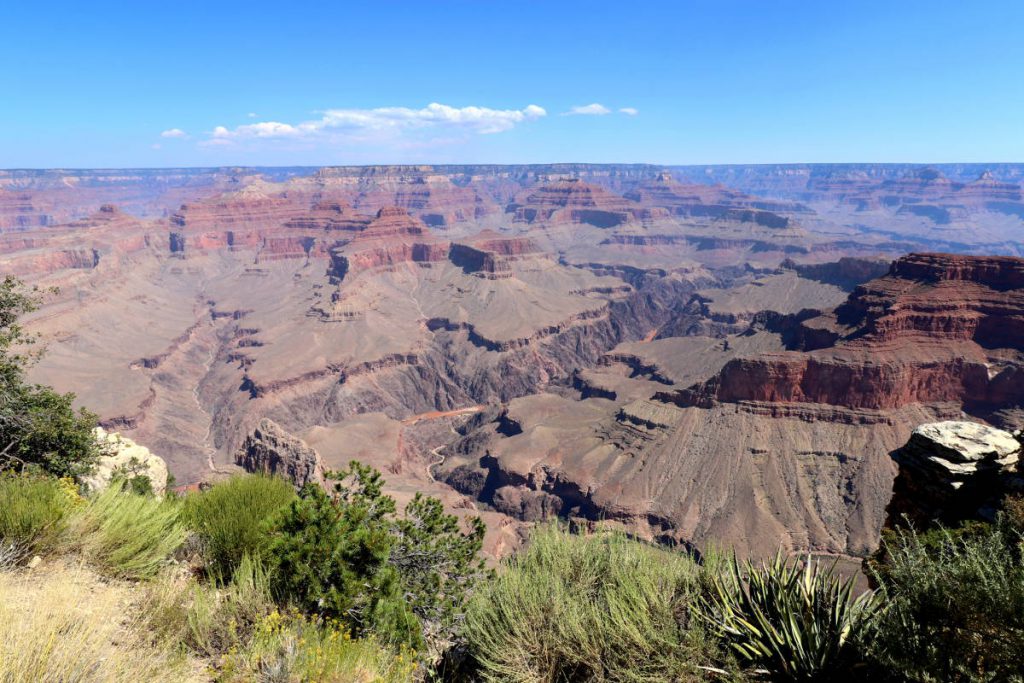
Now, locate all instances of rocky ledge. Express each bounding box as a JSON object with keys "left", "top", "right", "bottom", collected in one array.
[{"left": 885, "top": 420, "right": 1023, "bottom": 528}]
